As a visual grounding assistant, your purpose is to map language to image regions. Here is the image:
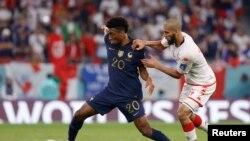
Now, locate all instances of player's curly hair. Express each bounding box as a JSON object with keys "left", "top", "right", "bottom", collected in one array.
[{"left": 106, "top": 17, "right": 129, "bottom": 33}]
